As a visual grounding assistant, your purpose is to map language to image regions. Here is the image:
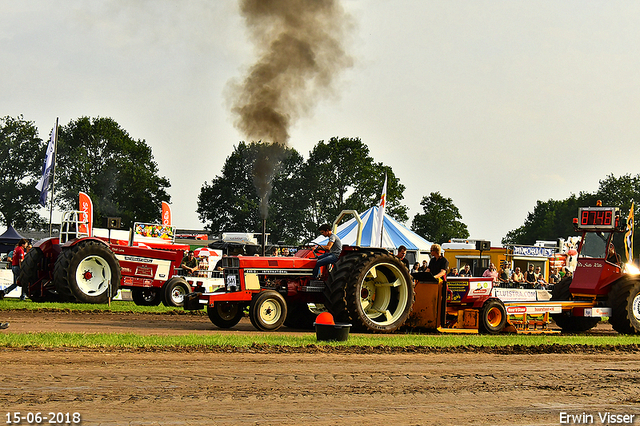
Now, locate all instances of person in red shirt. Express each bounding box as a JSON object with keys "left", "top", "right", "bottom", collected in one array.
[{"left": 2, "top": 238, "right": 28, "bottom": 300}]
